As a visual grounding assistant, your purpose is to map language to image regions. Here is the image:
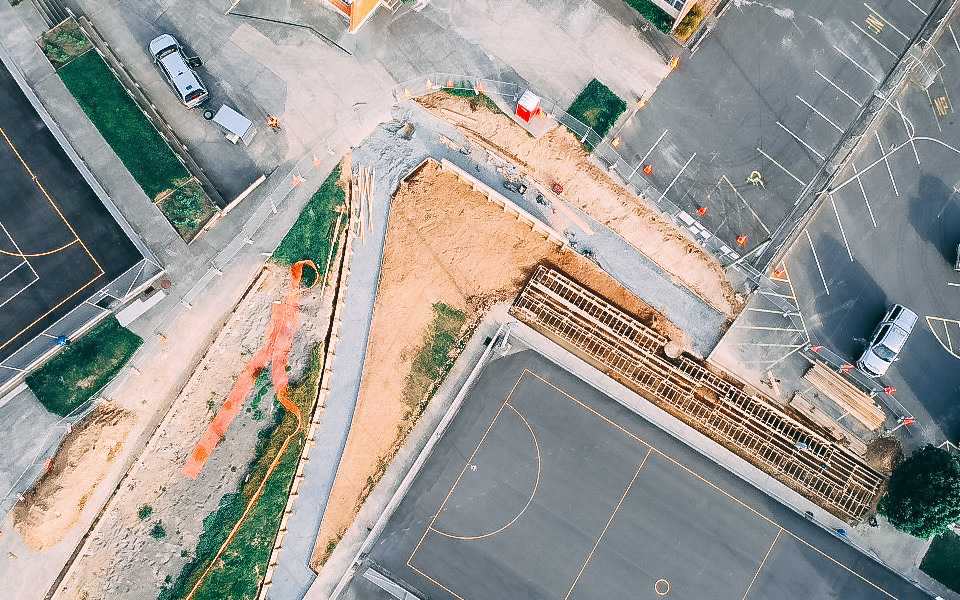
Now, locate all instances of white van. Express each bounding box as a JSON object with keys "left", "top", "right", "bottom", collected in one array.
[{"left": 148, "top": 34, "right": 208, "bottom": 109}]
